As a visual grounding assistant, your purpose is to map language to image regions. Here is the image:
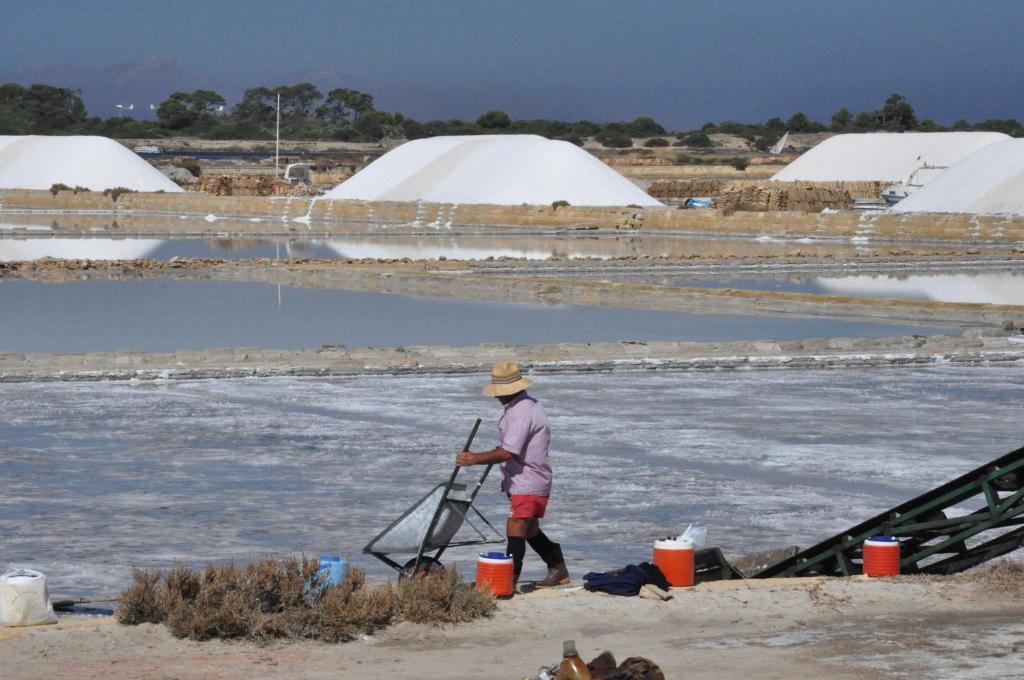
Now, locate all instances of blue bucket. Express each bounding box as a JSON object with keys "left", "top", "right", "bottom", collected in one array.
[{"left": 318, "top": 555, "right": 349, "bottom": 586}]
